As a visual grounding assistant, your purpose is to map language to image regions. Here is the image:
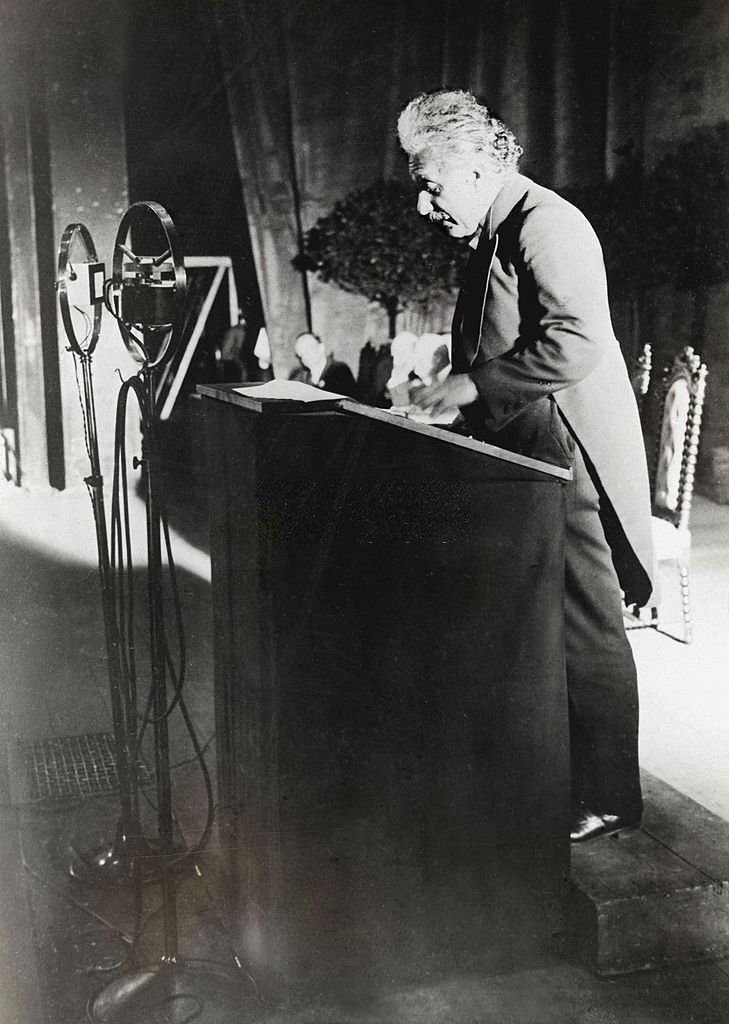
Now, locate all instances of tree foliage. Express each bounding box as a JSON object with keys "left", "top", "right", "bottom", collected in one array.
[{"left": 296, "top": 179, "right": 468, "bottom": 335}]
